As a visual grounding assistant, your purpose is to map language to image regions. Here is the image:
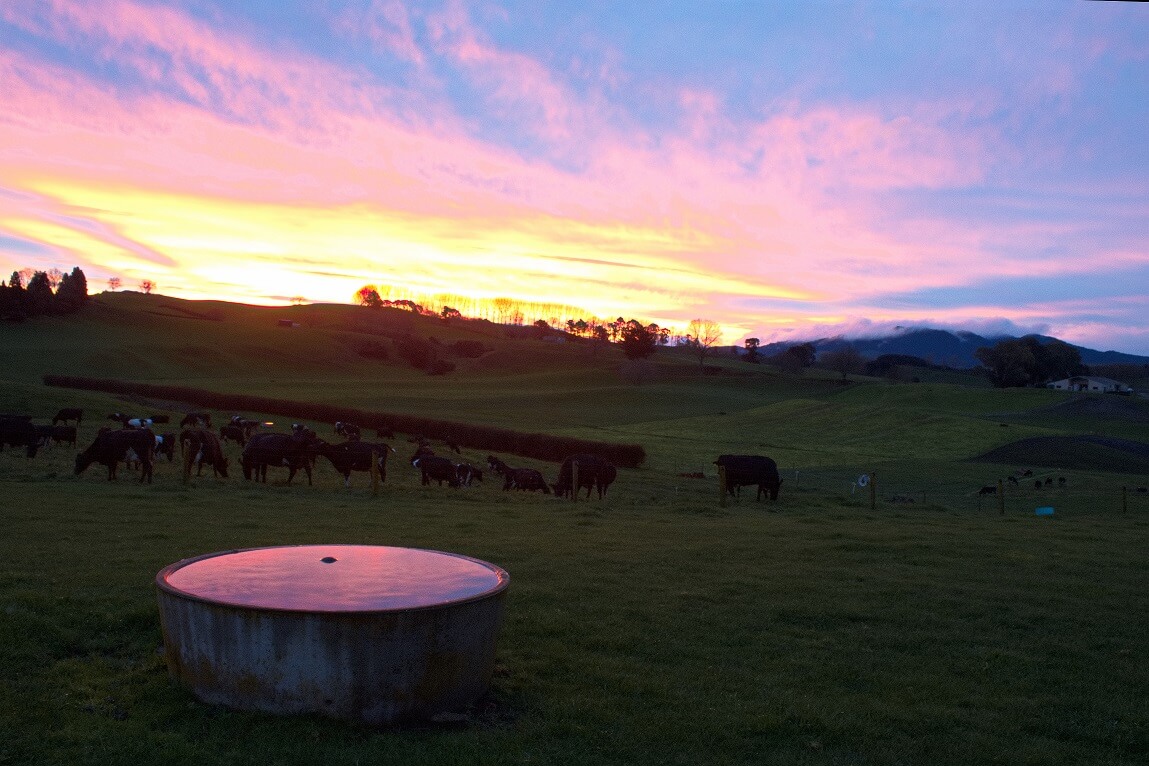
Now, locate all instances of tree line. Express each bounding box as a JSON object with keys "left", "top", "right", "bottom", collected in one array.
[
  {"left": 355, "top": 284, "right": 728, "bottom": 367},
  {"left": 0, "top": 267, "right": 89, "bottom": 320}
]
